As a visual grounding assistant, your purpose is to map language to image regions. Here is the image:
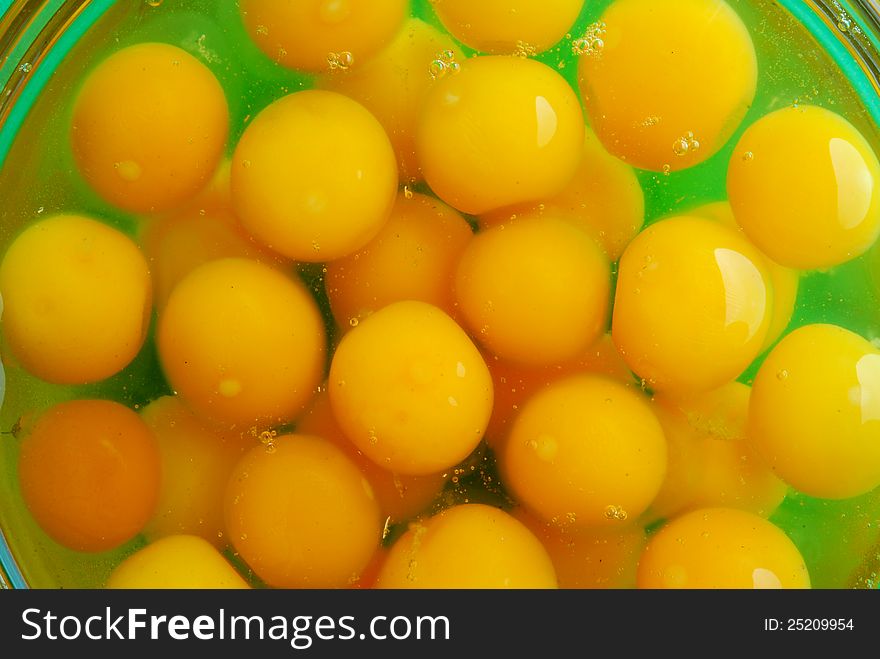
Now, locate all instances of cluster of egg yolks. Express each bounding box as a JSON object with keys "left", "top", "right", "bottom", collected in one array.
[
  {"left": 106, "top": 535, "right": 249, "bottom": 589},
  {"left": 455, "top": 216, "right": 610, "bottom": 367},
  {"left": 71, "top": 43, "right": 228, "bottom": 213},
  {"left": 225, "top": 434, "right": 381, "bottom": 588},
  {"left": 0, "top": 214, "right": 151, "bottom": 385},
  {"left": 689, "top": 201, "right": 799, "bottom": 351},
  {"left": 319, "top": 18, "right": 461, "bottom": 183},
  {"left": 637, "top": 508, "right": 810, "bottom": 589},
  {"left": 430, "top": 0, "right": 584, "bottom": 54},
  {"left": 18, "top": 400, "right": 160, "bottom": 553},
  {"left": 140, "top": 396, "right": 254, "bottom": 546},
  {"left": 375, "top": 504, "right": 558, "bottom": 588},
  {"left": 231, "top": 90, "right": 398, "bottom": 262},
  {"left": 240, "top": 0, "right": 407, "bottom": 72},
  {"left": 613, "top": 216, "right": 773, "bottom": 393},
  {"left": 578, "top": 0, "right": 757, "bottom": 172},
  {"left": 157, "top": 258, "right": 326, "bottom": 428},
  {"left": 417, "top": 55, "right": 584, "bottom": 215},
  {"left": 647, "top": 383, "right": 788, "bottom": 522},
  {"left": 501, "top": 374, "right": 667, "bottom": 527},
  {"left": 728, "top": 105, "right": 880, "bottom": 270},
  {"left": 481, "top": 130, "right": 645, "bottom": 261},
  {"left": 297, "top": 391, "right": 446, "bottom": 523},
  {"left": 326, "top": 191, "right": 473, "bottom": 325},
  {"left": 329, "top": 300, "right": 493, "bottom": 475},
  {"left": 515, "top": 509, "right": 647, "bottom": 589},
  {"left": 749, "top": 324, "right": 880, "bottom": 500}
]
